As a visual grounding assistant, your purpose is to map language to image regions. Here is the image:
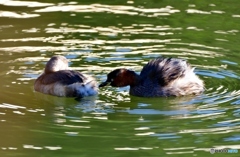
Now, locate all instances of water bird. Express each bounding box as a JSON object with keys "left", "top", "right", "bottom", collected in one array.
[
  {"left": 99, "top": 57, "right": 204, "bottom": 97},
  {"left": 34, "top": 55, "right": 98, "bottom": 97}
]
